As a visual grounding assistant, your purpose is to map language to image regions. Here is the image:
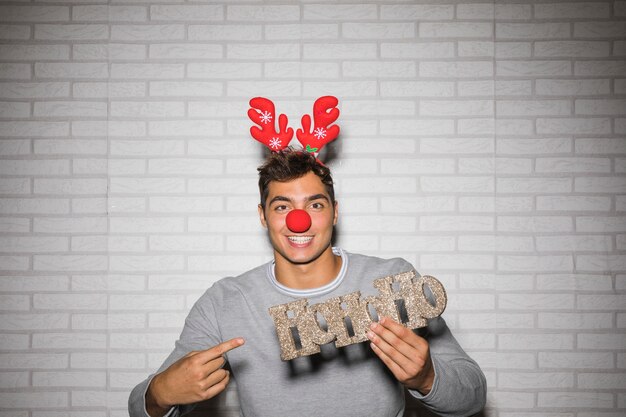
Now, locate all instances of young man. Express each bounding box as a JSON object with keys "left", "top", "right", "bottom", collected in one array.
[{"left": 129, "top": 150, "right": 486, "bottom": 417}]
